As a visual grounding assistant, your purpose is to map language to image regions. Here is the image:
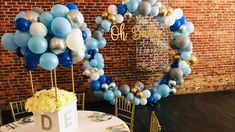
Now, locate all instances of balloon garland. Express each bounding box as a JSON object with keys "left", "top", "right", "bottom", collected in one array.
[
  {"left": 84, "top": 0, "right": 196, "bottom": 106},
  {"left": 1, "top": 3, "right": 90, "bottom": 71}
]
